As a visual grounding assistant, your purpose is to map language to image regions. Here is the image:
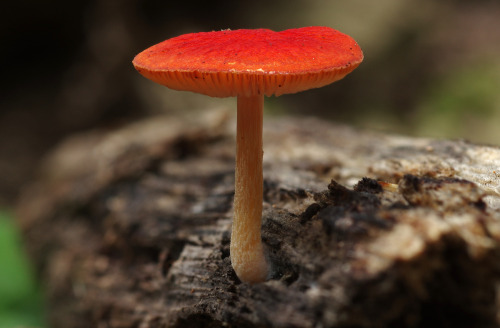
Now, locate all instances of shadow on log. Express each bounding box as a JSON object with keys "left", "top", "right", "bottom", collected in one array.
[{"left": 16, "top": 110, "right": 500, "bottom": 327}]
